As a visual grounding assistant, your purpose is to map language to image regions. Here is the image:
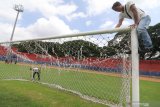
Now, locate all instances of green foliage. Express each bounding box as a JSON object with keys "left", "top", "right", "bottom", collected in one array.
[
  {"left": 102, "top": 46, "right": 117, "bottom": 57},
  {"left": 148, "top": 23, "right": 160, "bottom": 56},
  {"left": 12, "top": 40, "right": 102, "bottom": 58}
]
